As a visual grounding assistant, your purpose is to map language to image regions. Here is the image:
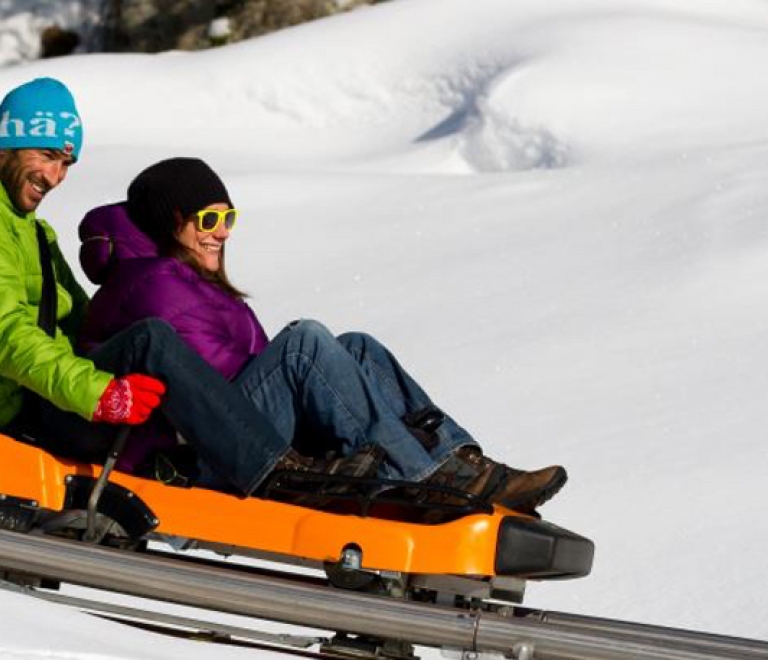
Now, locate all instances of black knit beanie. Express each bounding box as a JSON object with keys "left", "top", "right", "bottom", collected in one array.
[{"left": 126, "top": 157, "right": 233, "bottom": 245}]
